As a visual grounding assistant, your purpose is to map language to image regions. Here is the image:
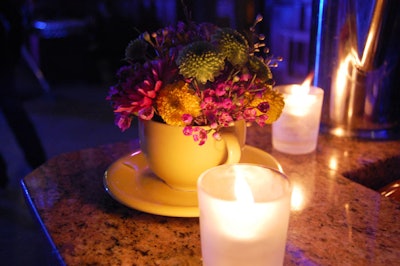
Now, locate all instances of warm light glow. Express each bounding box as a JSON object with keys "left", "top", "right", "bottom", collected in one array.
[
  {"left": 198, "top": 164, "right": 292, "bottom": 266},
  {"left": 290, "top": 184, "right": 305, "bottom": 211},
  {"left": 331, "top": 127, "right": 347, "bottom": 137},
  {"left": 301, "top": 72, "right": 314, "bottom": 88},
  {"left": 285, "top": 73, "right": 318, "bottom": 117},
  {"left": 234, "top": 175, "right": 254, "bottom": 203},
  {"left": 329, "top": 156, "right": 338, "bottom": 171},
  {"left": 344, "top": 203, "right": 353, "bottom": 241},
  {"left": 330, "top": 49, "right": 360, "bottom": 122},
  {"left": 291, "top": 73, "right": 314, "bottom": 95}
]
